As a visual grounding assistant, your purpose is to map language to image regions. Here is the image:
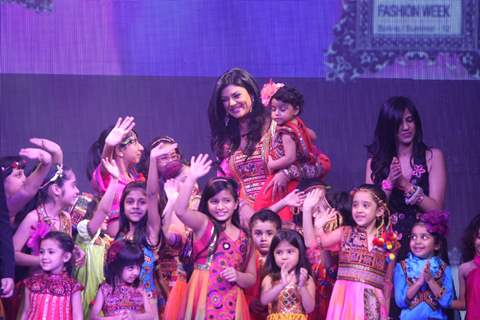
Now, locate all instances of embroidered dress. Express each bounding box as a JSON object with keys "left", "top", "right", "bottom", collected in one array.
[
  {"left": 267, "top": 280, "right": 307, "bottom": 320},
  {"left": 394, "top": 254, "right": 453, "bottom": 320},
  {"left": 254, "top": 117, "right": 330, "bottom": 222},
  {"left": 180, "top": 221, "right": 251, "bottom": 320},
  {"left": 75, "top": 219, "right": 112, "bottom": 319},
  {"left": 466, "top": 256, "right": 480, "bottom": 320},
  {"left": 99, "top": 282, "right": 145, "bottom": 316},
  {"left": 325, "top": 226, "right": 389, "bottom": 320},
  {"left": 91, "top": 164, "right": 144, "bottom": 220},
  {"left": 23, "top": 272, "right": 83, "bottom": 320}
]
